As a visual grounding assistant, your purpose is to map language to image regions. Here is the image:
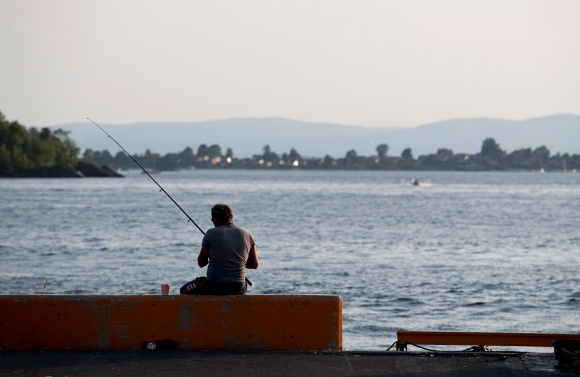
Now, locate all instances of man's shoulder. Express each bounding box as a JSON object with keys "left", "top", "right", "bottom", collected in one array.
[
  {"left": 204, "top": 226, "right": 228, "bottom": 239},
  {"left": 233, "top": 224, "right": 250, "bottom": 232},
  {"left": 233, "top": 225, "right": 256, "bottom": 243},
  {"left": 205, "top": 227, "right": 220, "bottom": 234},
  {"left": 206, "top": 225, "right": 249, "bottom": 234},
  {"left": 206, "top": 225, "right": 254, "bottom": 238},
  {"left": 233, "top": 224, "right": 254, "bottom": 236}
]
